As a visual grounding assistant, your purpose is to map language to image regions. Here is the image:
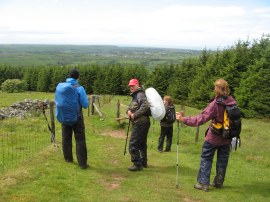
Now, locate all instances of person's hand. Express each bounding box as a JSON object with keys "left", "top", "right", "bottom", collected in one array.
[
  {"left": 179, "top": 111, "right": 184, "bottom": 117},
  {"left": 127, "top": 110, "right": 134, "bottom": 119},
  {"left": 176, "top": 111, "right": 185, "bottom": 122}
]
